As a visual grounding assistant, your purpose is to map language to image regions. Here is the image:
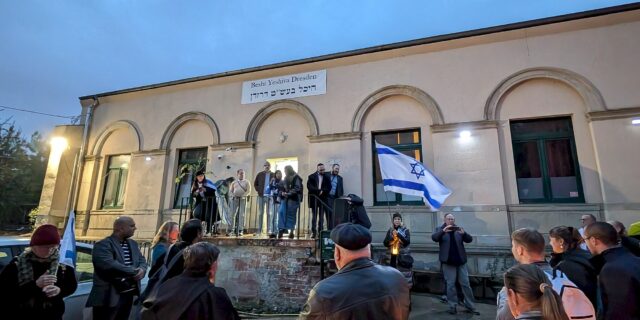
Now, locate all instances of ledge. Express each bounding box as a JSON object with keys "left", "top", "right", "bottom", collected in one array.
[
  {"left": 203, "top": 237, "right": 316, "bottom": 248},
  {"left": 431, "top": 120, "right": 499, "bottom": 133},
  {"left": 132, "top": 149, "right": 169, "bottom": 157},
  {"left": 308, "top": 131, "right": 362, "bottom": 143},
  {"left": 587, "top": 106, "right": 640, "bottom": 121},
  {"left": 209, "top": 141, "right": 255, "bottom": 151}
]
